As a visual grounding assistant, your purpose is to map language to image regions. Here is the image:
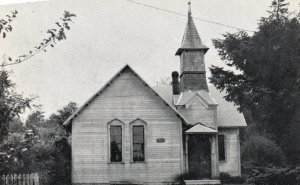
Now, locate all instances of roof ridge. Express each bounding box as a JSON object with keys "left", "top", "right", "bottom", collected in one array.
[
  {"left": 196, "top": 91, "right": 218, "bottom": 106},
  {"left": 63, "top": 64, "right": 191, "bottom": 127},
  {"left": 197, "top": 122, "right": 216, "bottom": 130}
]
